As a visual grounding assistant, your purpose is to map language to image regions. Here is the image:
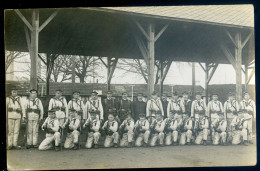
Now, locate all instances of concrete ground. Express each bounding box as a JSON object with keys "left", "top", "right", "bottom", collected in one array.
[{"left": 7, "top": 142, "right": 257, "bottom": 170}]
